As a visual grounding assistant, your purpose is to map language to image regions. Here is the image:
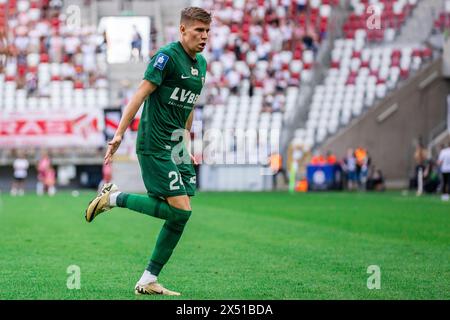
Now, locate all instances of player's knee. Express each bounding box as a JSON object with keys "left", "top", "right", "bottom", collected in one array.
[{"left": 169, "top": 206, "right": 192, "bottom": 225}]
